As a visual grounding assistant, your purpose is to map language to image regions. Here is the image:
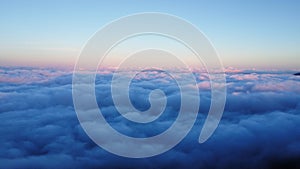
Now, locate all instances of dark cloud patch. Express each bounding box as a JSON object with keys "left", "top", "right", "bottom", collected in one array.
[{"left": 0, "top": 67, "right": 299, "bottom": 169}]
